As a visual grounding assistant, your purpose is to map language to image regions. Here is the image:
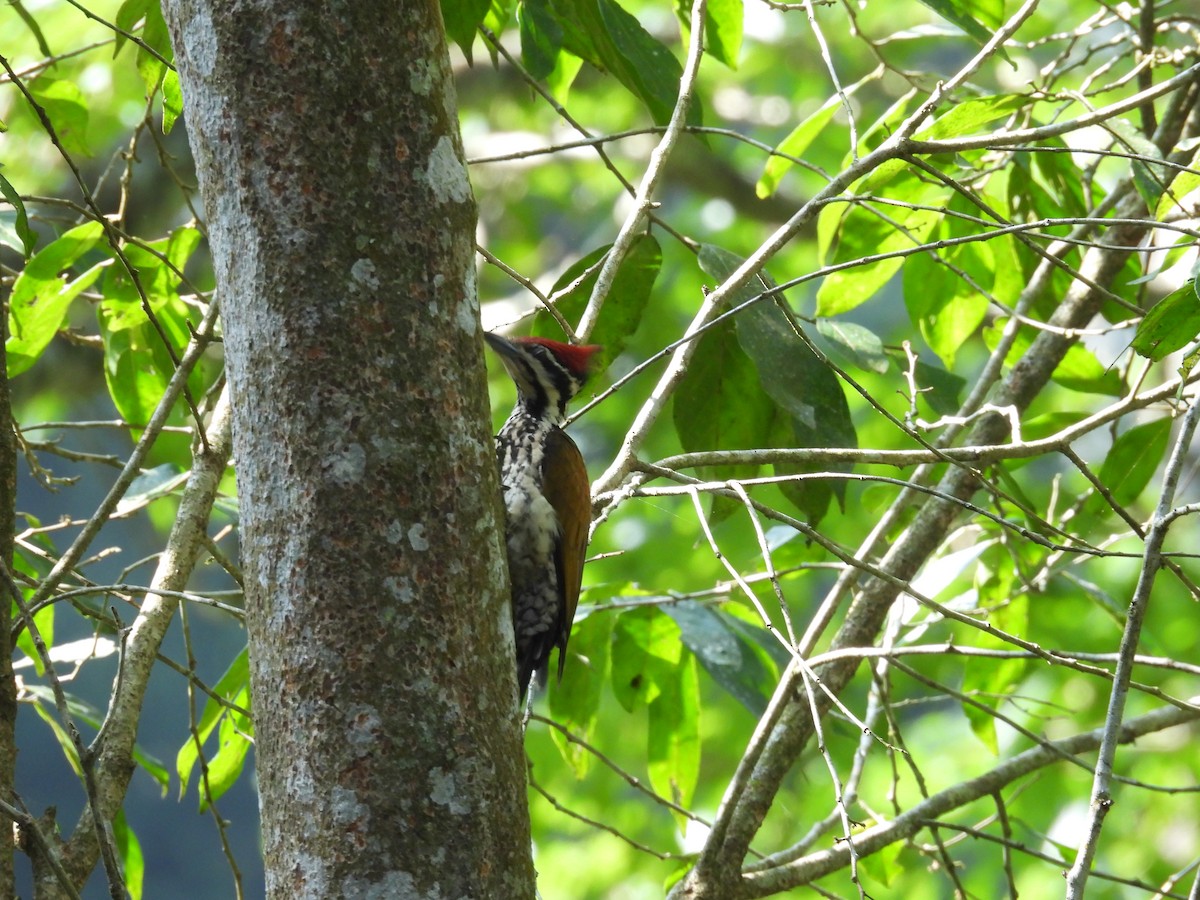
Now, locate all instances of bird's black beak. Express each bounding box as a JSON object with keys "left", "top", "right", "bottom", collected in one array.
[{"left": 484, "top": 331, "right": 519, "bottom": 361}]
